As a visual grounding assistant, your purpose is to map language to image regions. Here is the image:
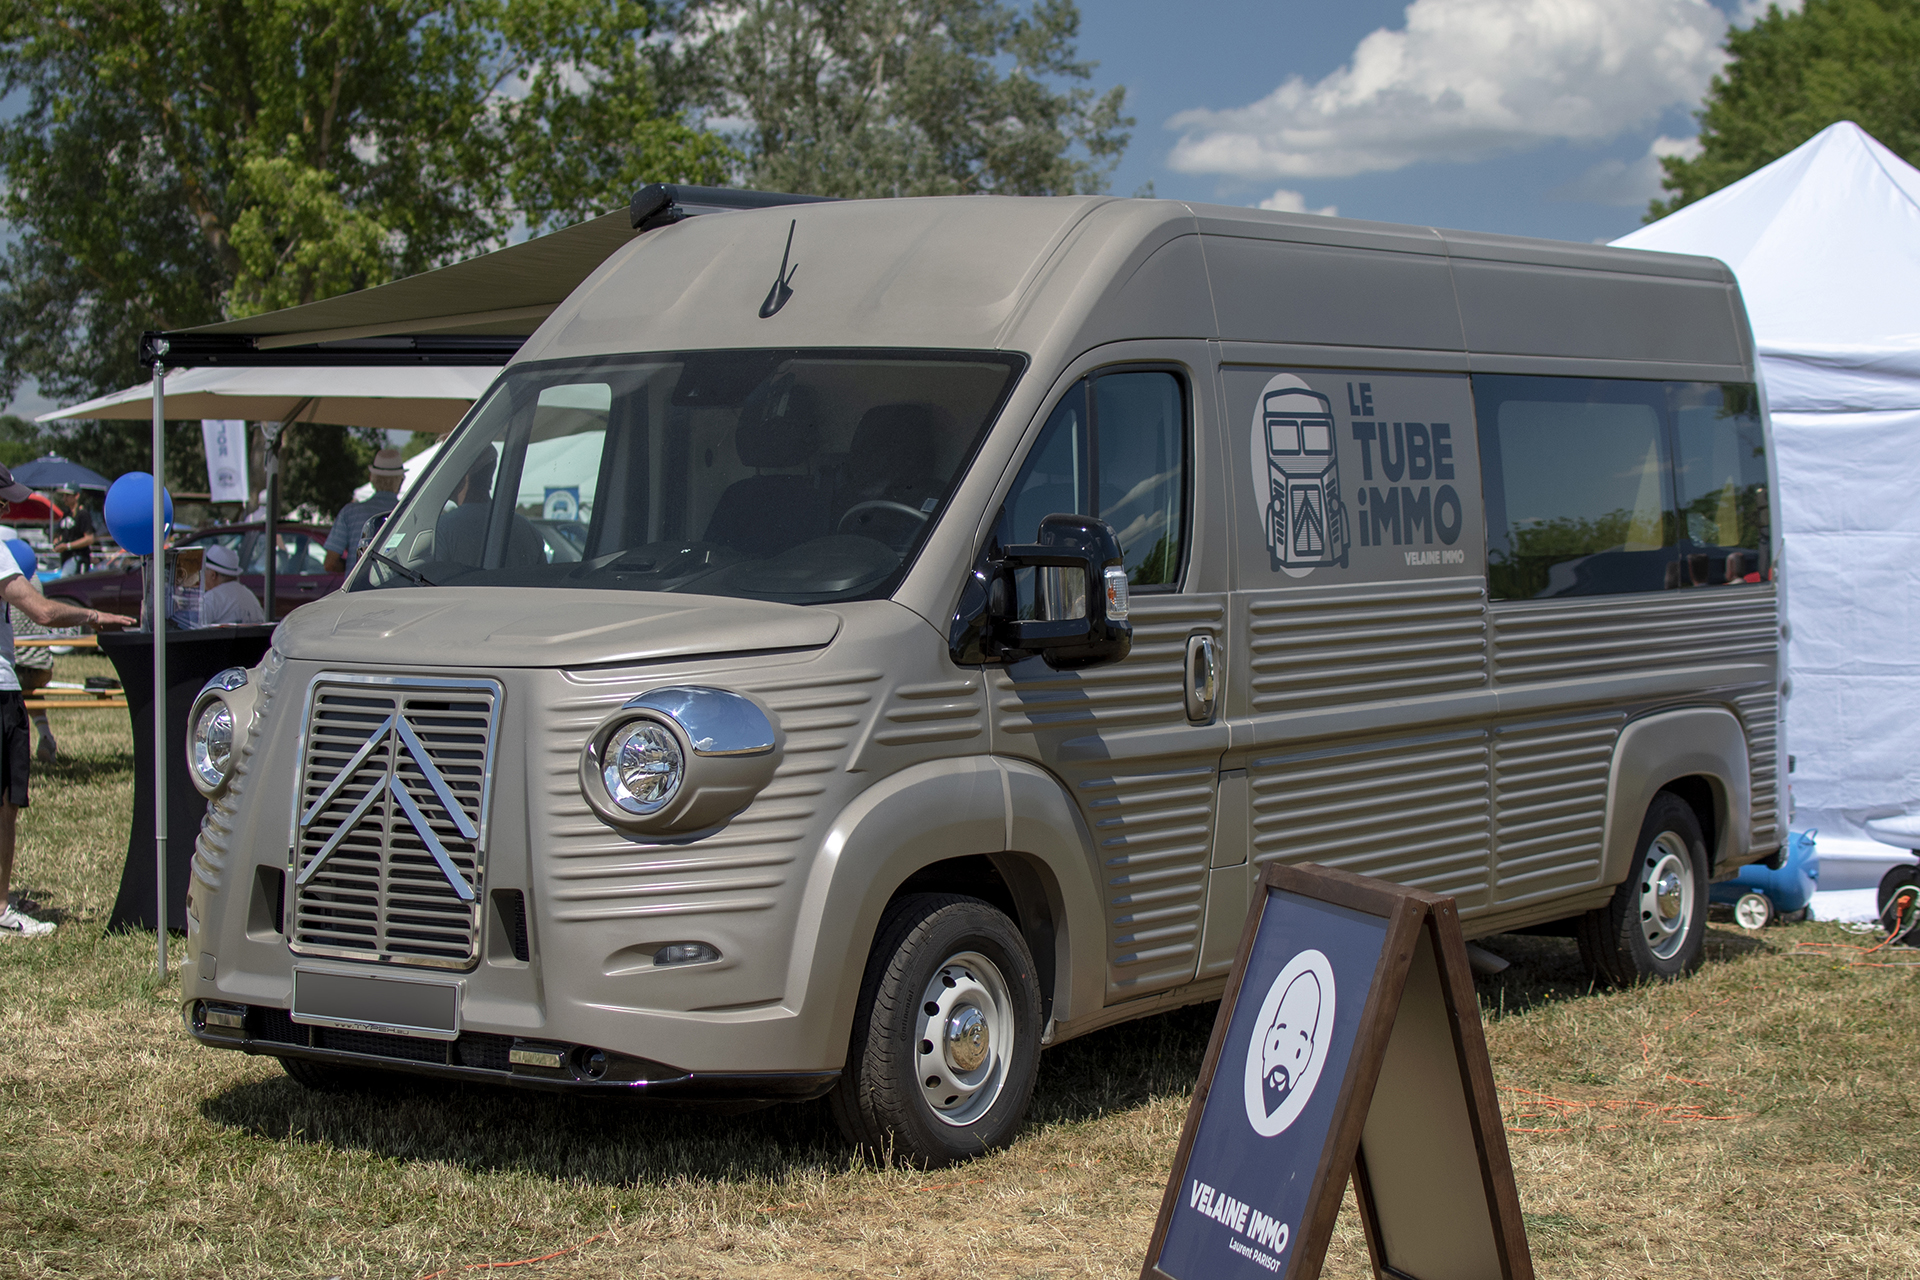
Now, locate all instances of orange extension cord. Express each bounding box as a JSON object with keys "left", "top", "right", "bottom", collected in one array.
[
  {"left": 1790, "top": 885, "right": 1920, "bottom": 967},
  {"left": 415, "top": 1232, "right": 608, "bottom": 1280}
]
